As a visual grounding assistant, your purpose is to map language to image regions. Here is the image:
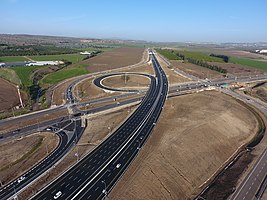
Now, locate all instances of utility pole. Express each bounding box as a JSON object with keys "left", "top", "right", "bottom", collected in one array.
[{"left": 16, "top": 85, "right": 24, "bottom": 108}]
